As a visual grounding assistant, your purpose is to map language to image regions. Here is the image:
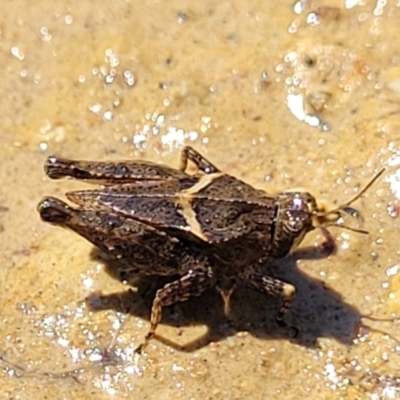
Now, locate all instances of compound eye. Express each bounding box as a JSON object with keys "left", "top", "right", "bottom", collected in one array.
[{"left": 292, "top": 196, "right": 305, "bottom": 211}]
